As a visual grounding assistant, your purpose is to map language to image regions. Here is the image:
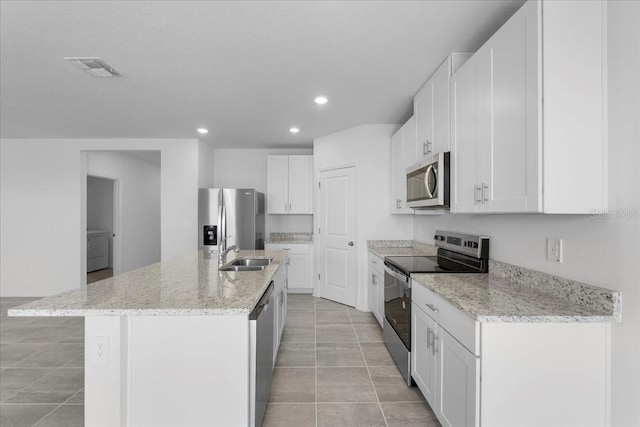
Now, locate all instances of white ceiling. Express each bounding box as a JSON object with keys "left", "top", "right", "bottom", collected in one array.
[{"left": 0, "top": 0, "right": 524, "bottom": 148}]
